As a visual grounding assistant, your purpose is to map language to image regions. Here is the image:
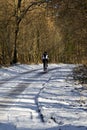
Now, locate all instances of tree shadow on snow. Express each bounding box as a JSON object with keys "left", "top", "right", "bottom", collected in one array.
[
  {"left": 19, "top": 124, "right": 87, "bottom": 130},
  {"left": 0, "top": 122, "right": 16, "bottom": 130}
]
